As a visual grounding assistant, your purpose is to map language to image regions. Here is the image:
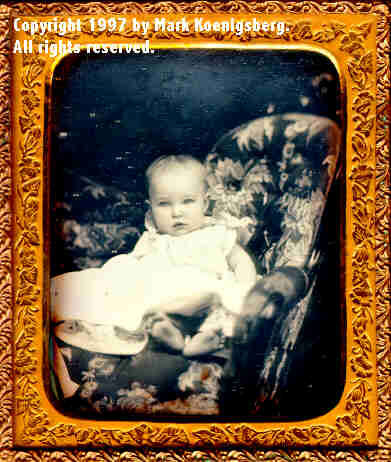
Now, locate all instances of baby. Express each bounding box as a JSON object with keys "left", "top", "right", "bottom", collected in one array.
[
  {"left": 106, "top": 154, "right": 257, "bottom": 356},
  {"left": 52, "top": 155, "right": 257, "bottom": 357}
]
